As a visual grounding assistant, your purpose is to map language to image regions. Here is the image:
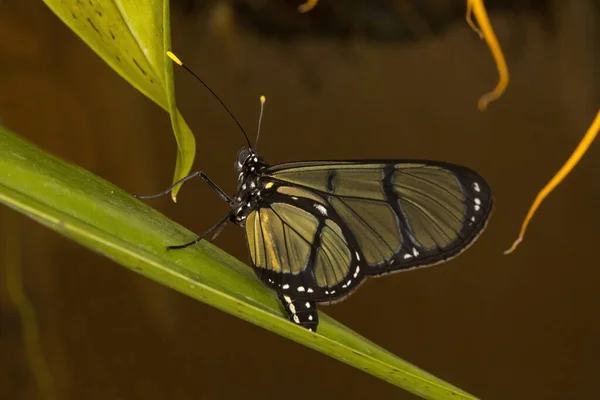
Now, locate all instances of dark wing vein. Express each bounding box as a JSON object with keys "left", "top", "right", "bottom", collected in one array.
[
  {"left": 395, "top": 169, "right": 467, "bottom": 203},
  {"left": 400, "top": 196, "right": 457, "bottom": 244},
  {"left": 282, "top": 218, "right": 292, "bottom": 274},
  {"left": 394, "top": 170, "right": 468, "bottom": 219},
  {"left": 323, "top": 221, "right": 351, "bottom": 284},
  {"left": 267, "top": 177, "right": 383, "bottom": 203},
  {"left": 336, "top": 197, "right": 398, "bottom": 260},
  {"left": 267, "top": 204, "right": 314, "bottom": 246},
  {"left": 257, "top": 208, "right": 269, "bottom": 281}
]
